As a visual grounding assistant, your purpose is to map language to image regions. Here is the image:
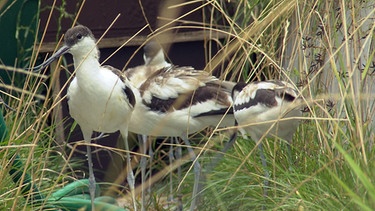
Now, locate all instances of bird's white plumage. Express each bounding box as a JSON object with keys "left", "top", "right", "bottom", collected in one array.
[
  {"left": 65, "top": 30, "right": 135, "bottom": 134},
  {"left": 141, "top": 67, "right": 211, "bottom": 100},
  {"left": 128, "top": 41, "right": 173, "bottom": 211},
  {"left": 126, "top": 65, "right": 159, "bottom": 89},
  {"left": 125, "top": 42, "right": 234, "bottom": 137},
  {"left": 67, "top": 68, "right": 133, "bottom": 133}
]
